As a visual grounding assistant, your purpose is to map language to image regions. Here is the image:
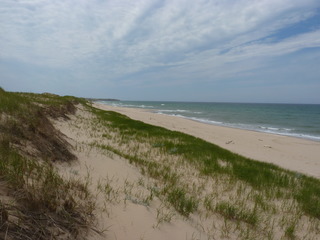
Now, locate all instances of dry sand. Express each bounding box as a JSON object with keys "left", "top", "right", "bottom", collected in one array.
[{"left": 93, "top": 103, "right": 320, "bottom": 179}]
